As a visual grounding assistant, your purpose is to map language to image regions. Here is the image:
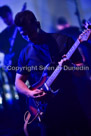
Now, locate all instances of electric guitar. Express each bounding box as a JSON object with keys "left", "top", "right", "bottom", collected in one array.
[{"left": 28, "top": 28, "right": 91, "bottom": 123}]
